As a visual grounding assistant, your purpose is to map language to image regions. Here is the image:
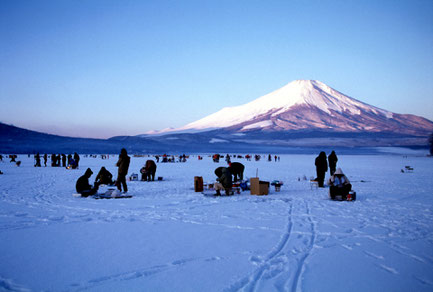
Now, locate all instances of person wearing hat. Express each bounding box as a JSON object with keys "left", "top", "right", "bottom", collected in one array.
[
  {"left": 328, "top": 168, "right": 352, "bottom": 200},
  {"left": 76, "top": 168, "right": 98, "bottom": 197}
]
